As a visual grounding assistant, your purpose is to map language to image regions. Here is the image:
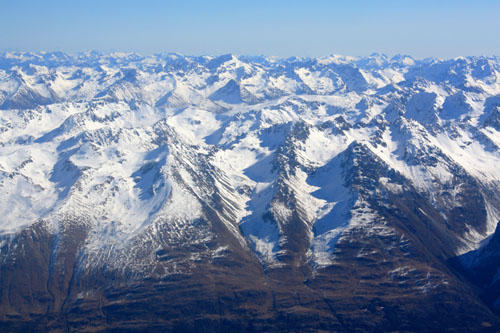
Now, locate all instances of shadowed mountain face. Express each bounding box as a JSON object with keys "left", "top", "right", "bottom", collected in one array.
[{"left": 1, "top": 52, "right": 500, "bottom": 331}]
